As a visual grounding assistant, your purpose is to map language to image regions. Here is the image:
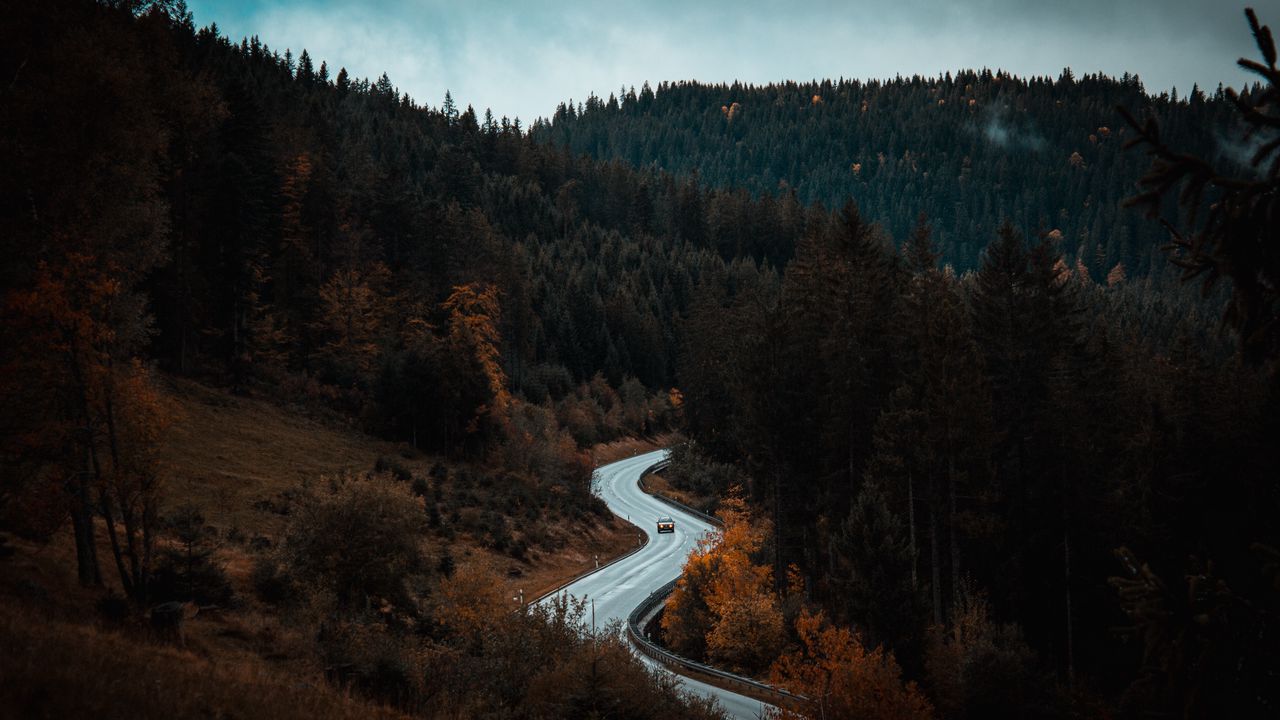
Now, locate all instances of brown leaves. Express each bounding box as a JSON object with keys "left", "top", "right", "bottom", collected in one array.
[
  {"left": 443, "top": 282, "right": 509, "bottom": 420},
  {"left": 313, "top": 263, "right": 392, "bottom": 377},
  {"left": 768, "top": 610, "right": 933, "bottom": 720},
  {"left": 662, "top": 490, "right": 785, "bottom": 673}
]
